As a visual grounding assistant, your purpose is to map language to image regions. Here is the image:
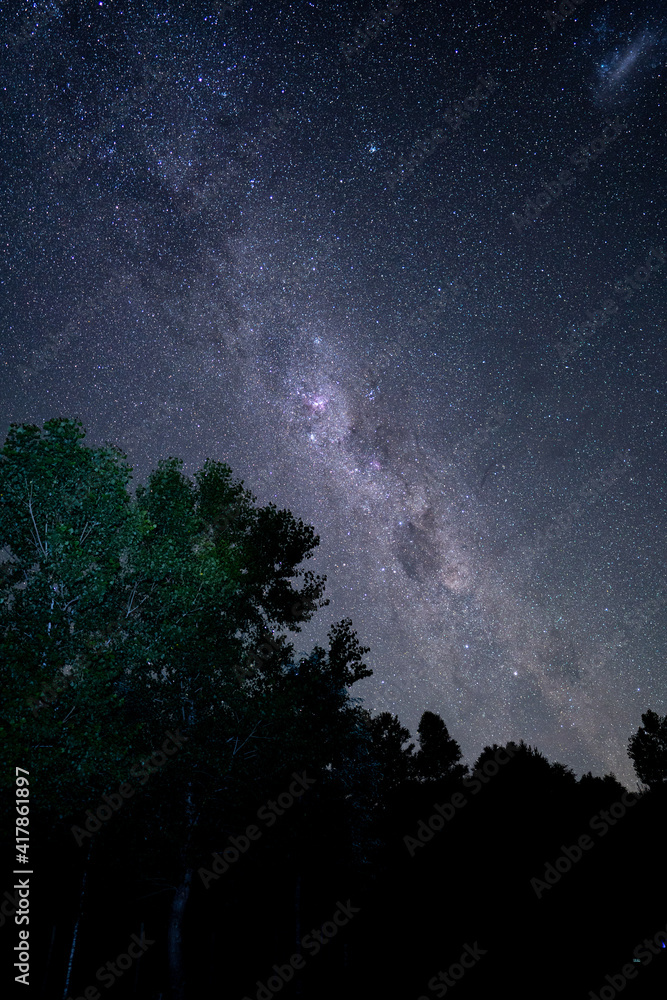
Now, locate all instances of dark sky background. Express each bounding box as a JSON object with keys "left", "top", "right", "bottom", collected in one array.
[{"left": 2, "top": 0, "right": 666, "bottom": 787}]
